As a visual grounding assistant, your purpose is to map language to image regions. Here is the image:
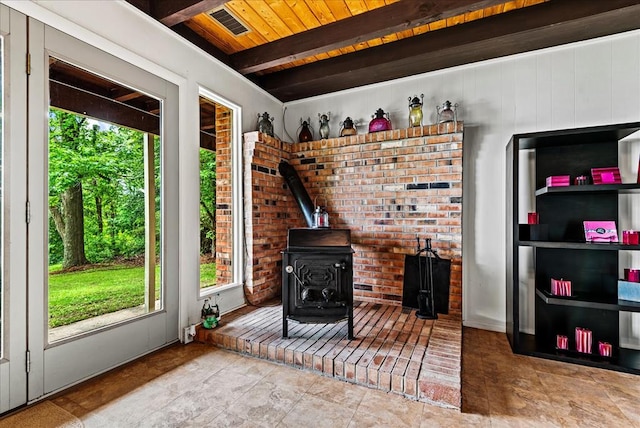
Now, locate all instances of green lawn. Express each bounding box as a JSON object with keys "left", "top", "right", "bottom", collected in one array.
[
  {"left": 48, "top": 262, "right": 216, "bottom": 328},
  {"left": 199, "top": 262, "right": 217, "bottom": 288}
]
